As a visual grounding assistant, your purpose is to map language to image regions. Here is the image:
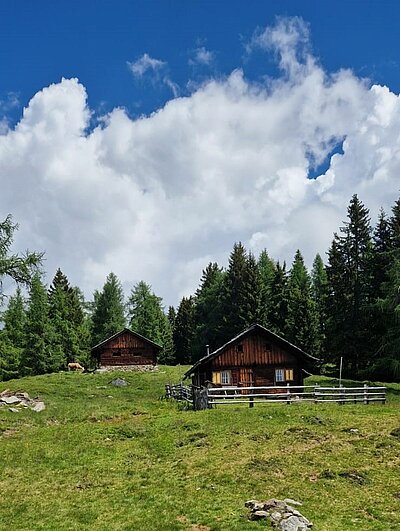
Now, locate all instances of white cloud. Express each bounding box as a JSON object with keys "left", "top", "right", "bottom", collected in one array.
[
  {"left": 189, "top": 46, "right": 215, "bottom": 66},
  {"left": 127, "top": 53, "right": 179, "bottom": 96},
  {"left": 1, "top": 18, "right": 400, "bottom": 307}
]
